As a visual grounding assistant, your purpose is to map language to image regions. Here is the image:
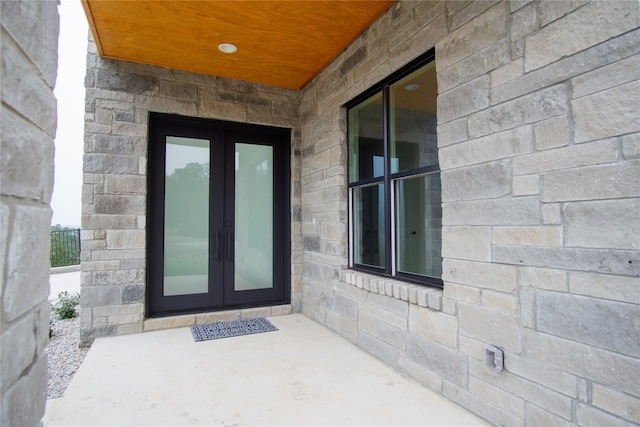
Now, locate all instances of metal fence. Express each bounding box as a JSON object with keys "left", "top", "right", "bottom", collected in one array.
[{"left": 50, "top": 228, "right": 81, "bottom": 267}]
